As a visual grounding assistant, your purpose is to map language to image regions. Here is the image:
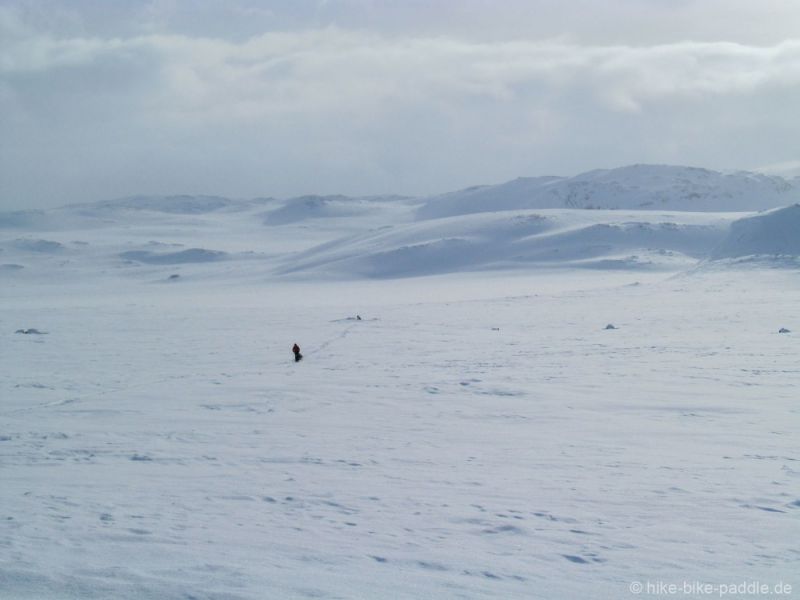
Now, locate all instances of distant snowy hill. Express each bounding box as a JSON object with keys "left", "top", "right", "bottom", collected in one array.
[
  {"left": 0, "top": 193, "right": 413, "bottom": 231},
  {"left": 0, "top": 196, "right": 270, "bottom": 231},
  {"left": 2, "top": 165, "right": 799, "bottom": 281},
  {"left": 417, "top": 165, "right": 799, "bottom": 219},
  {"left": 87, "top": 195, "right": 242, "bottom": 214}
]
